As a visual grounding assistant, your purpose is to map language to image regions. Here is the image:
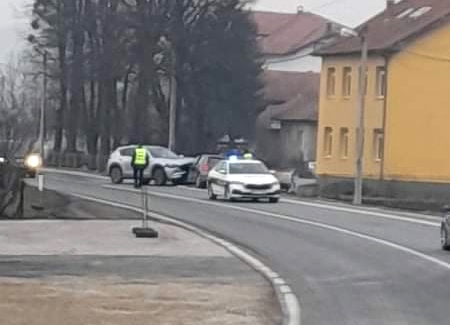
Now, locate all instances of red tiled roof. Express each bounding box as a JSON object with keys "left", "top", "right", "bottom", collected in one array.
[
  {"left": 318, "top": 0, "right": 450, "bottom": 55},
  {"left": 251, "top": 11, "right": 340, "bottom": 56},
  {"left": 258, "top": 71, "right": 320, "bottom": 125},
  {"left": 272, "top": 94, "right": 318, "bottom": 122},
  {"left": 262, "top": 70, "right": 319, "bottom": 105}
]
